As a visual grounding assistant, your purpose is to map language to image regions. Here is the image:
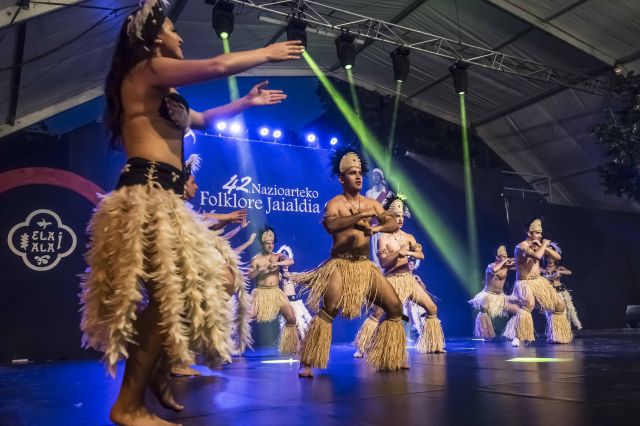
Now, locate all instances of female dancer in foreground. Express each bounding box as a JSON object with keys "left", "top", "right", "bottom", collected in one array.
[{"left": 79, "top": 1, "right": 303, "bottom": 424}]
